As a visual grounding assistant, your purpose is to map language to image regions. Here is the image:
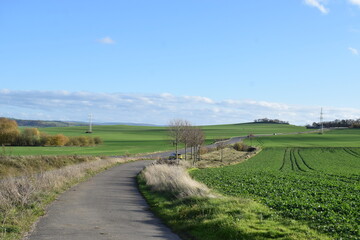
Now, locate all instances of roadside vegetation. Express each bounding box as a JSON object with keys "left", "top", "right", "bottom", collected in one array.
[
  {"left": 0, "top": 155, "right": 99, "bottom": 177},
  {"left": 0, "top": 155, "right": 134, "bottom": 240}
]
